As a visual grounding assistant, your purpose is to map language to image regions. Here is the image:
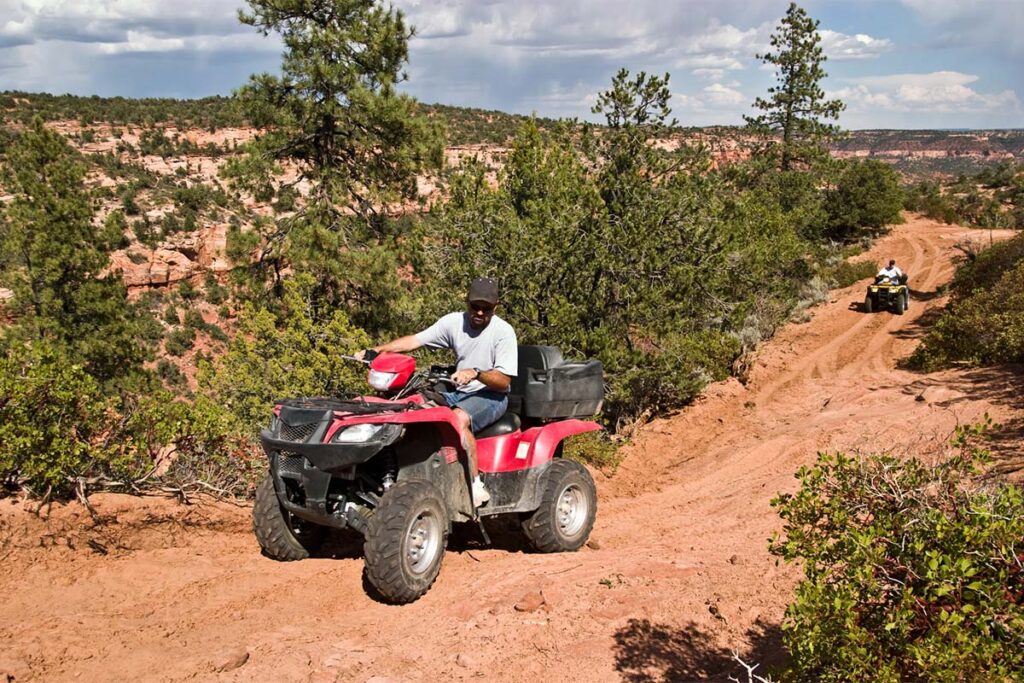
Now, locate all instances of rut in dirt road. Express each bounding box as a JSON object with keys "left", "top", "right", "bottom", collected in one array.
[{"left": 1, "top": 216, "right": 1020, "bottom": 683}]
